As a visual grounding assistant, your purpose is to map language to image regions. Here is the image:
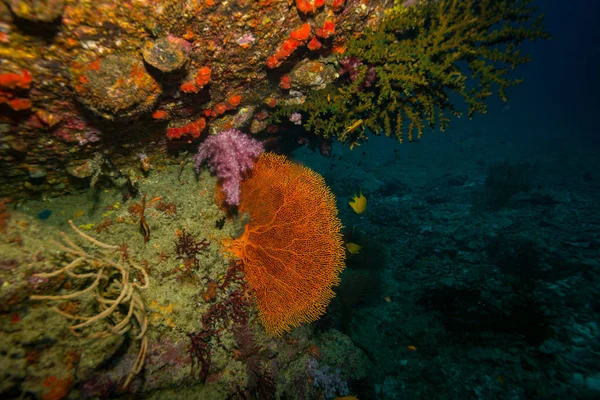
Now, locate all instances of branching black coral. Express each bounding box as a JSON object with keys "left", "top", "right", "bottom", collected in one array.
[
  {"left": 232, "top": 325, "right": 276, "bottom": 400},
  {"left": 174, "top": 229, "right": 210, "bottom": 269},
  {"left": 292, "top": 0, "right": 549, "bottom": 144}
]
